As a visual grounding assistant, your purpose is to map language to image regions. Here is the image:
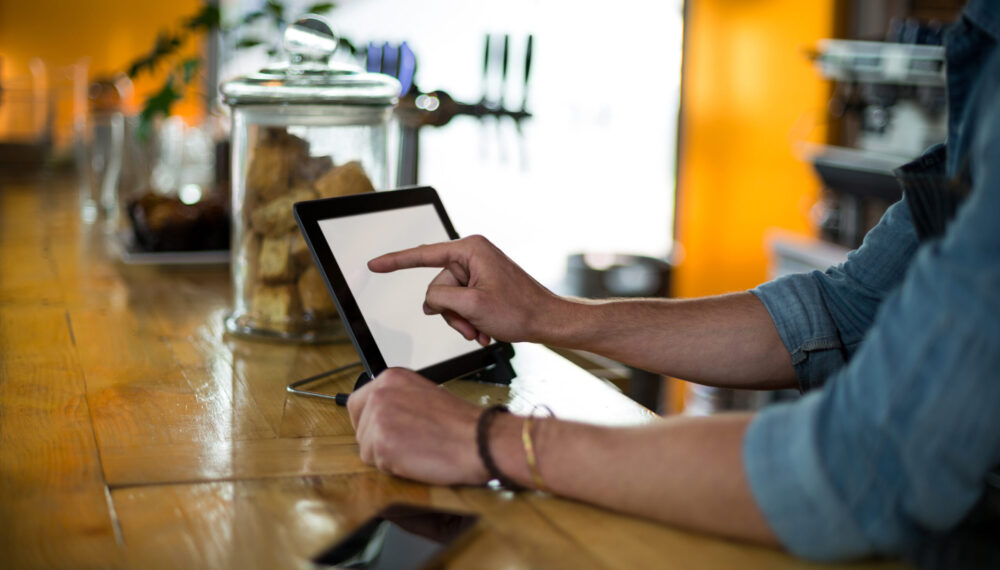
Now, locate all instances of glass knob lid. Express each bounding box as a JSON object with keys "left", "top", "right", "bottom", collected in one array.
[
  {"left": 283, "top": 16, "right": 338, "bottom": 65},
  {"left": 219, "top": 15, "right": 400, "bottom": 106}
]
